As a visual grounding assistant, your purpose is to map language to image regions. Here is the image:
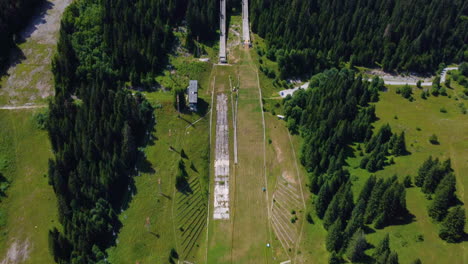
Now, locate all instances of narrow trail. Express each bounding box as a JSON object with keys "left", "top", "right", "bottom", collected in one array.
[{"left": 0, "top": 105, "right": 47, "bottom": 110}]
